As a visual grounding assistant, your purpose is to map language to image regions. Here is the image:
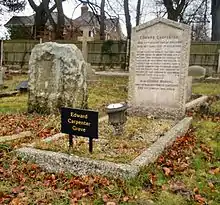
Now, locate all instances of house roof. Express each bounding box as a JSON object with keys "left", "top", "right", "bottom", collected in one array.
[
  {"left": 72, "top": 10, "right": 120, "bottom": 33},
  {"left": 5, "top": 12, "right": 71, "bottom": 27}
]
